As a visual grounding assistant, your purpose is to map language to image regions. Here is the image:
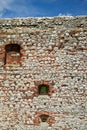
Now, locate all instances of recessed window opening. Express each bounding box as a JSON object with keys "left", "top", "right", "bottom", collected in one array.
[
  {"left": 5, "top": 44, "right": 20, "bottom": 53},
  {"left": 38, "top": 84, "right": 49, "bottom": 95},
  {"left": 5, "top": 44, "right": 21, "bottom": 65},
  {"left": 40, "top": 114, "right": 49, "bottom": 122}
]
